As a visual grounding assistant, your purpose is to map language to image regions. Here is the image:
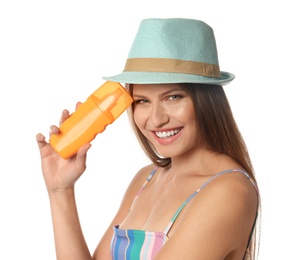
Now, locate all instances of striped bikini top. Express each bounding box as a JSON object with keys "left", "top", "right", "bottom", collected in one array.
[{"left": 111, "top": 168, "right": 258, "bottom": 260}]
